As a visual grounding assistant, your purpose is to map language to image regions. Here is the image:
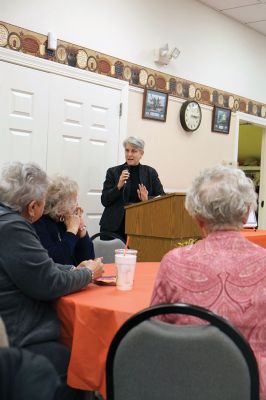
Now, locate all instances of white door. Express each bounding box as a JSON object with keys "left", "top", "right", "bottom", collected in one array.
[
  {"left": 0, "top": 61, "right": 49, "bottom": 170},
  {"left": 47, "top": 74, "right": 122, "bottom": 235},
  {"left": 235, "top": 112, "right": 266, "bottom": 229}
]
